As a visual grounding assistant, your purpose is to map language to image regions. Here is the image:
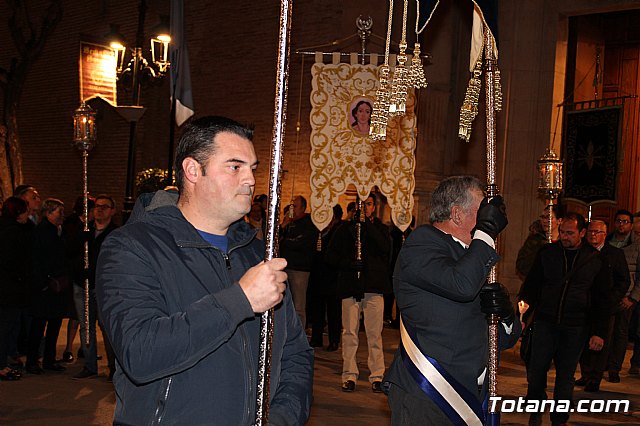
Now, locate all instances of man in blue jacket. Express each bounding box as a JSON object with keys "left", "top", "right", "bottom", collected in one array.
[{"left": 96, "top": 116, "right": 313, "bottom": 425}]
